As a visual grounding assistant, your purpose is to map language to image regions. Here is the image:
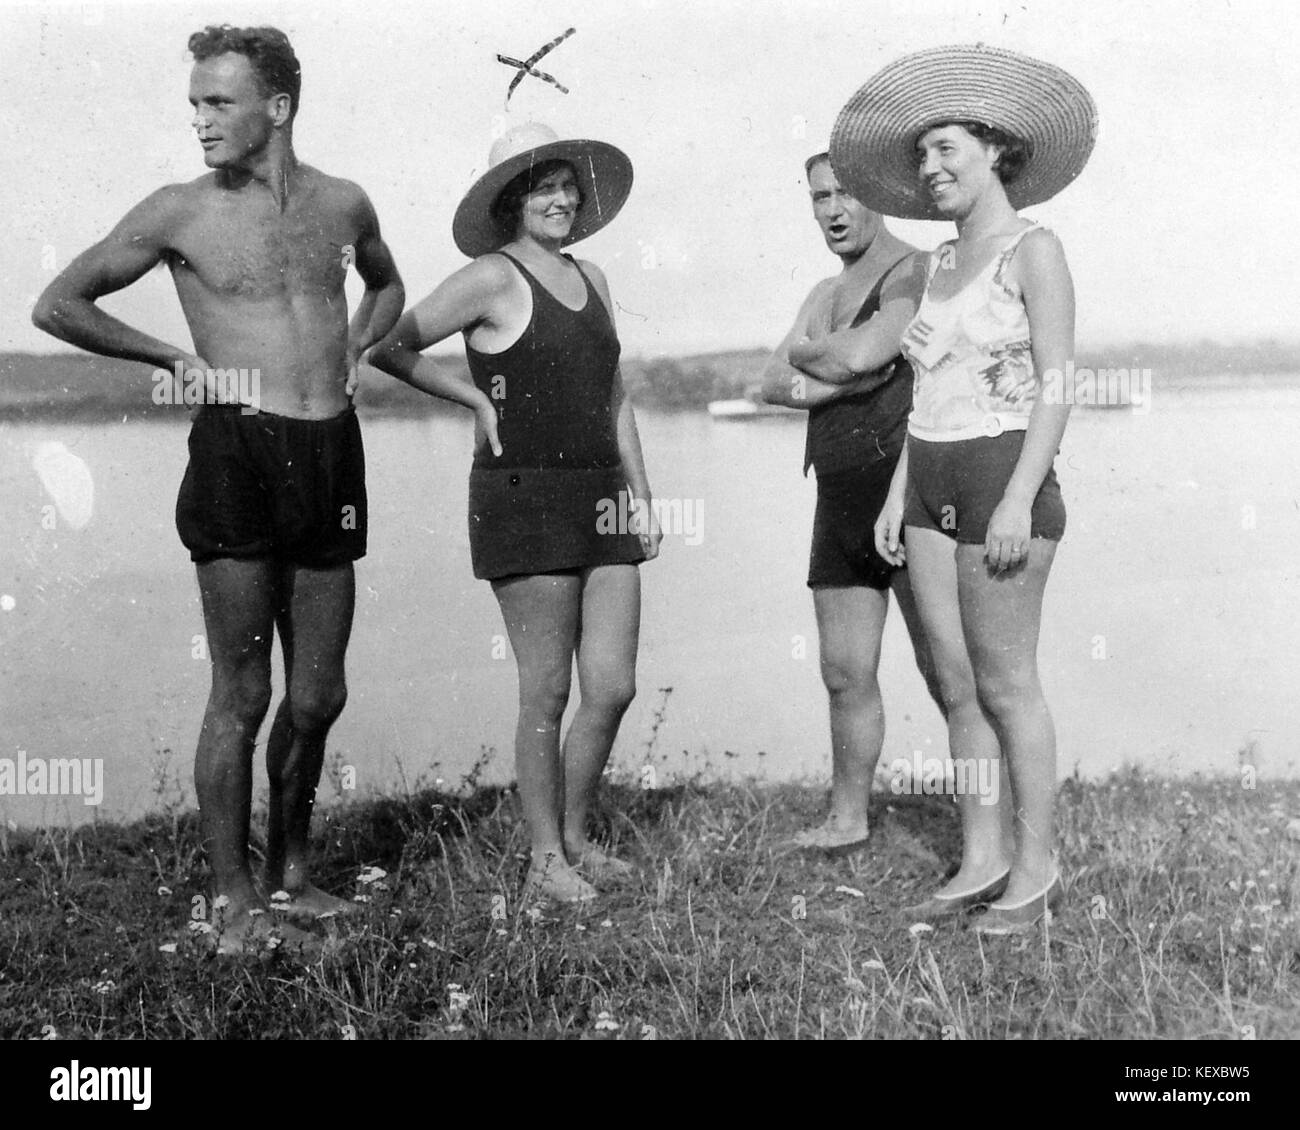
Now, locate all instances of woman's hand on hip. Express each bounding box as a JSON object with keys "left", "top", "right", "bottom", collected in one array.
[{"left": 474, "top": 398, "right": 503, "bottom": 458}]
